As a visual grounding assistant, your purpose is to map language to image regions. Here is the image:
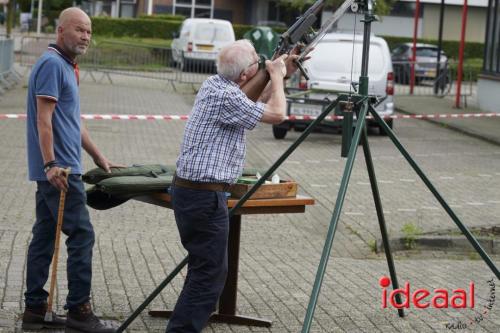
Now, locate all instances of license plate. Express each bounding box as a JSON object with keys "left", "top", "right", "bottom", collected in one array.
[
  {"left": 290, "top": 103, "right": 322, "bottom": 117},
  {"left": 196, "top": 44, "right": 214, "bottom": 51},
  {"left": 193, "top": 52, "right": 217, "bottom": 60},
  {"left": 425, "top": 69, "right": 436, "bottom": 77}
]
